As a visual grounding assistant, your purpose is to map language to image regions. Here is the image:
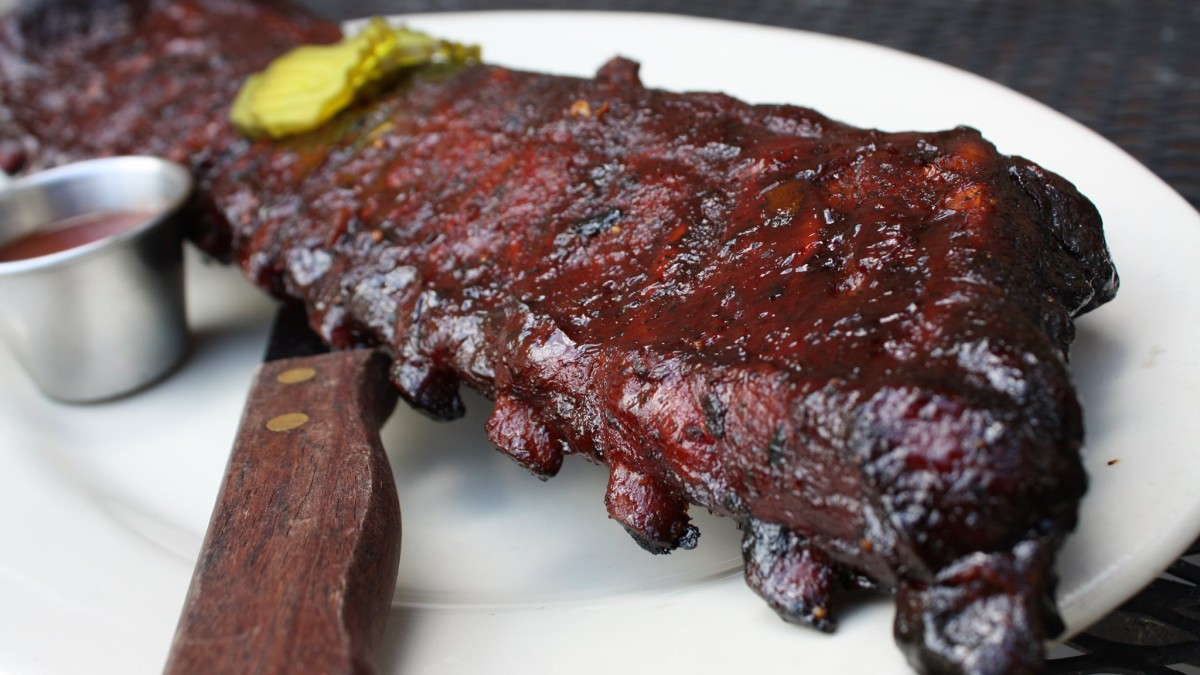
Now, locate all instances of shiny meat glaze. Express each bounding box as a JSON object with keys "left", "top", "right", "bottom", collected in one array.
[{"left": 0, "top": 2, "right": 1119, "bottom": 673}]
